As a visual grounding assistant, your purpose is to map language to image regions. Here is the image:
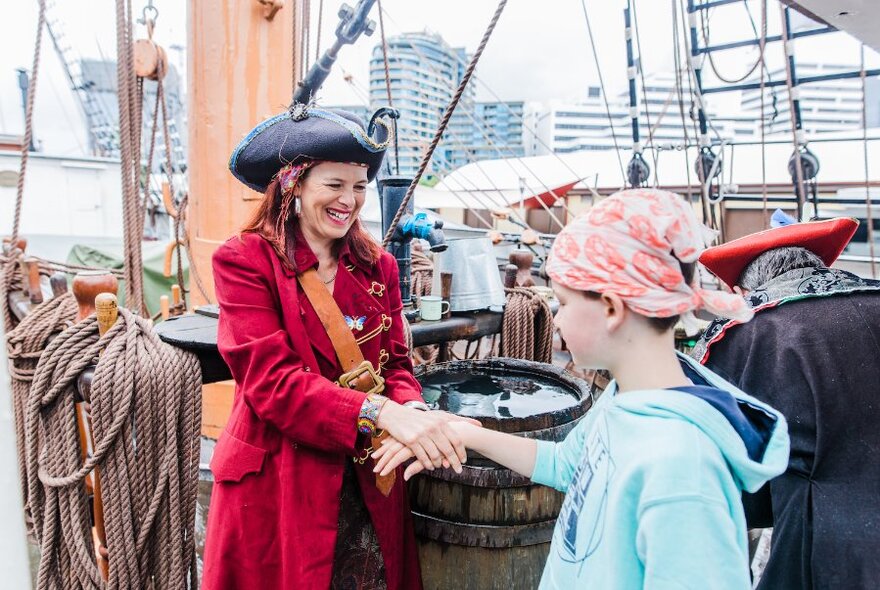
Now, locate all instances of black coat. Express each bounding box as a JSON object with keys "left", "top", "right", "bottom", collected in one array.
[{"left": 701, "top": 290, "right": 880, "bottom": 589}]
